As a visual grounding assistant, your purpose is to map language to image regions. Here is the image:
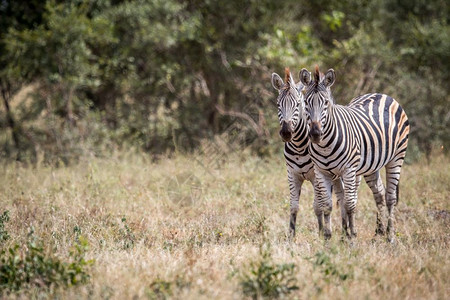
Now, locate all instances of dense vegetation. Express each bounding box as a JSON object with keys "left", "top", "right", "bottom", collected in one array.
[{"left": 1, "top": 0, "right": 449, "bottom": 164}]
